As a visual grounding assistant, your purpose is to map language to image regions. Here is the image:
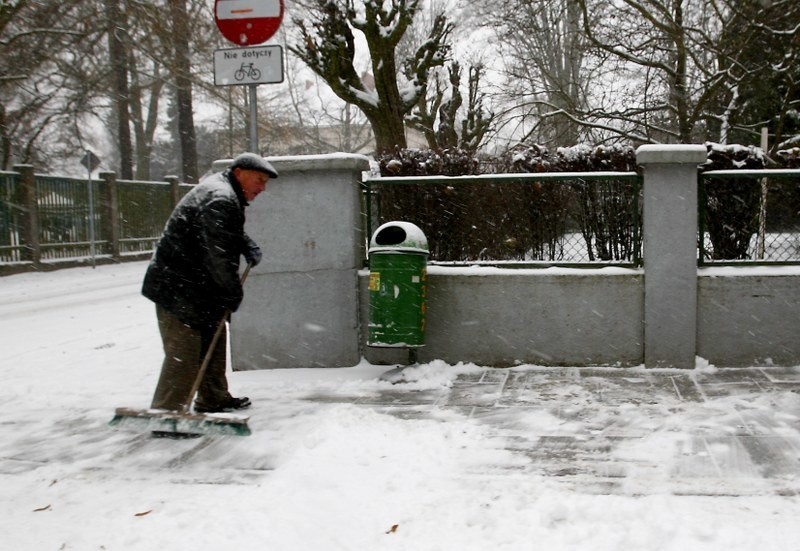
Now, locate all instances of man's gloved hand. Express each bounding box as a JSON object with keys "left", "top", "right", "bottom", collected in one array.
[{"left": 243, "top": 238, "right": 263, "bottom": 266}]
